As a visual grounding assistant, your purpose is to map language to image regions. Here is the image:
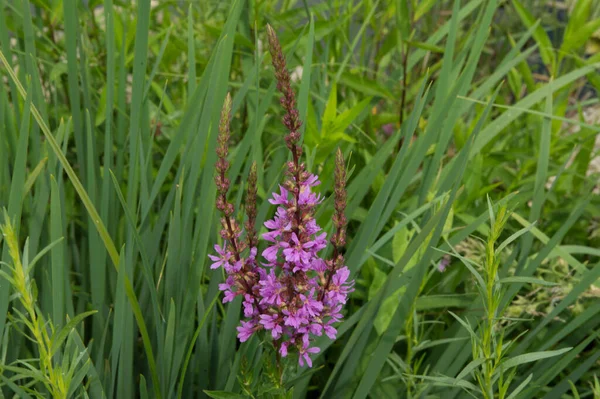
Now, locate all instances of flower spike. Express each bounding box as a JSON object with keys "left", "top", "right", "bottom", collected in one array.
[{"left": 209, "top": 28, "right": 354, "bottom": 369}]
